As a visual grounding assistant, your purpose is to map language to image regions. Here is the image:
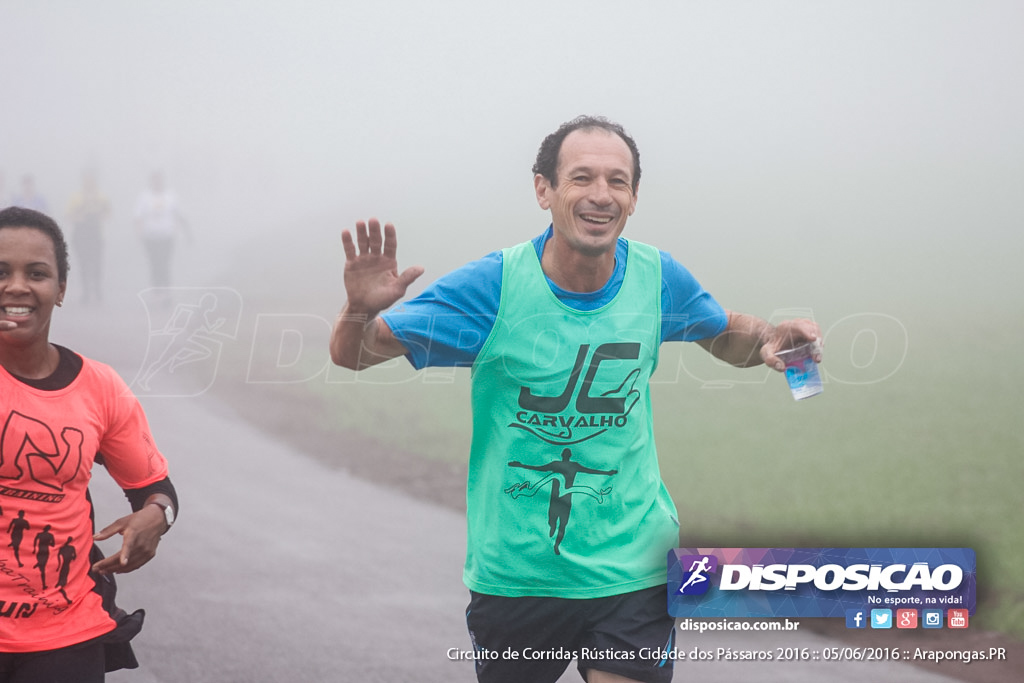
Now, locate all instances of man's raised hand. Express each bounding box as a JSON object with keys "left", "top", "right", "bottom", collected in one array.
[{"left": 341, "top": 218, "right": 424, "bottom": 316}]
